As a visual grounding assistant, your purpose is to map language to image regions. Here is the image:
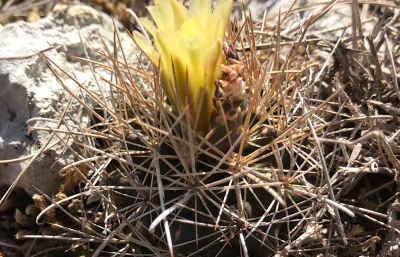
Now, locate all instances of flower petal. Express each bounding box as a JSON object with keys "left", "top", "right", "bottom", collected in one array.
[
  {"left": 169, "top": 0, "right": 187, "bottom": 29},
  {"left": 213, "top": 0, "right": 233, "bottom": 38},
  {"left": 190, "top": 0, "right": 211, "bottom": 17},
  {"left": 132, "top": 31, "right": 158, "bottom": 64},
  {"left": 139, "top": 18, "right": 157, "bottom": 37}
]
